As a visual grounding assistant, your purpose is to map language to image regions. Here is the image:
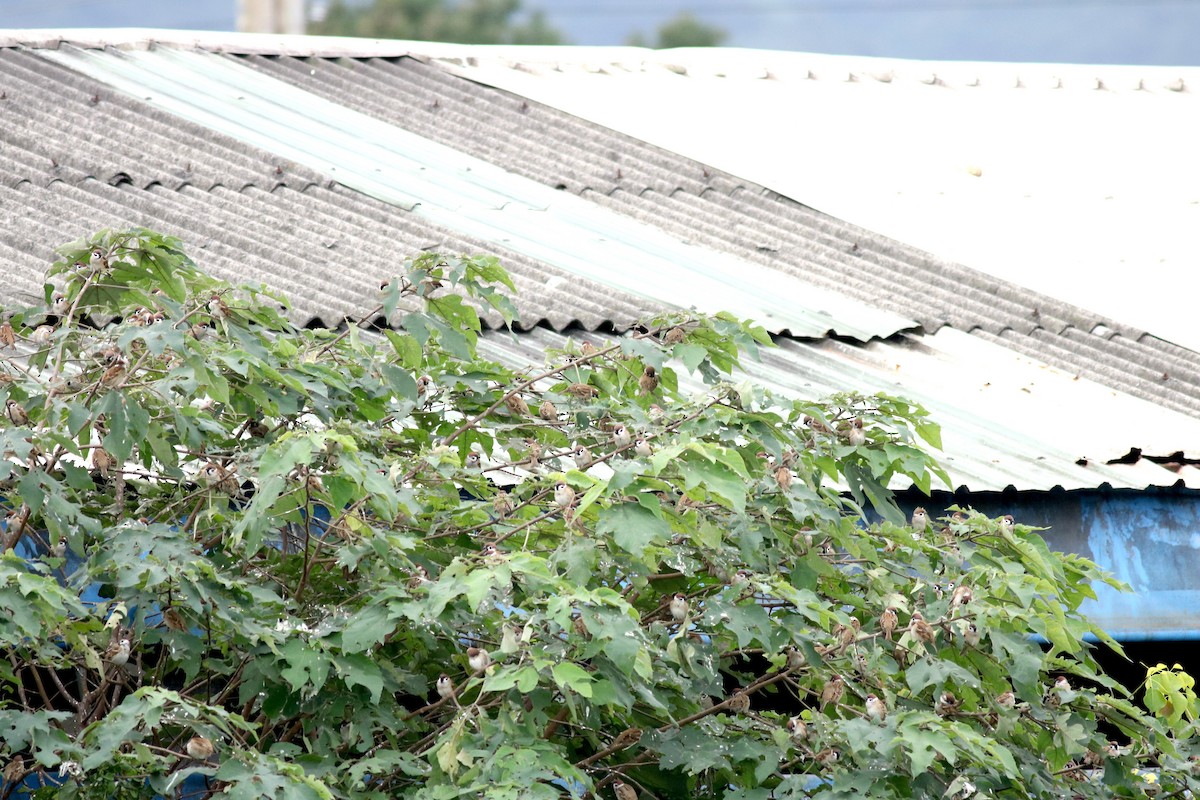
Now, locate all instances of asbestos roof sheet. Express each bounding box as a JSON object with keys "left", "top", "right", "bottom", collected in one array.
[
  {"left": 476, "top": 326, "right": 1200, "bottom": 492},
  {"left": 423, "top": 46, "right": 1200, "bottom": 356},
  {"left": 237, "top": 51, "right": 1200, "bottom": 423},
  {"left": 36, "top": 43, "right": 915, "bottom": 343},
  {"left": 0, "top": 31, "right": 1195, "bottom": 493}
]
